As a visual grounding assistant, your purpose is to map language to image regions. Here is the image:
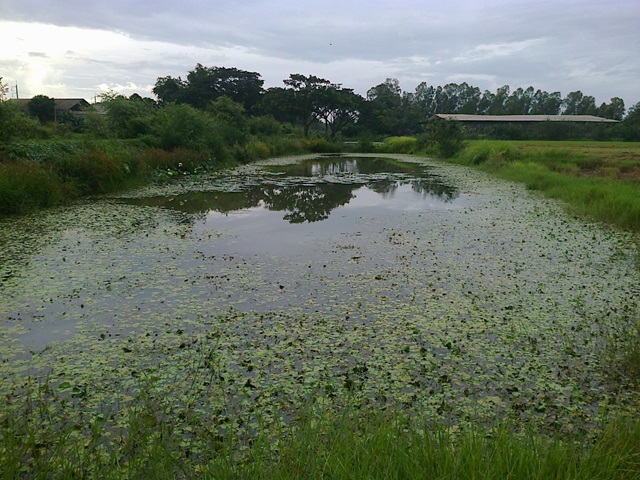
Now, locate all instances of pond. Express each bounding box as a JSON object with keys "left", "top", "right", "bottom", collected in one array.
[{"left": 1, "top": 153, "right": 638, "bottom": 437}]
